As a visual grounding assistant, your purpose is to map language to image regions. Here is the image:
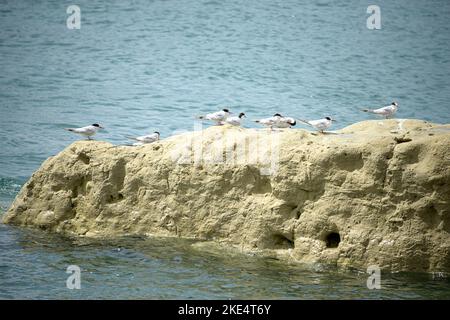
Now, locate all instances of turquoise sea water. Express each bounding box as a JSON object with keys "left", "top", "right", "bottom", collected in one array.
[{"left": 1, "top": 0, "right": 449, "bottom": 299}]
